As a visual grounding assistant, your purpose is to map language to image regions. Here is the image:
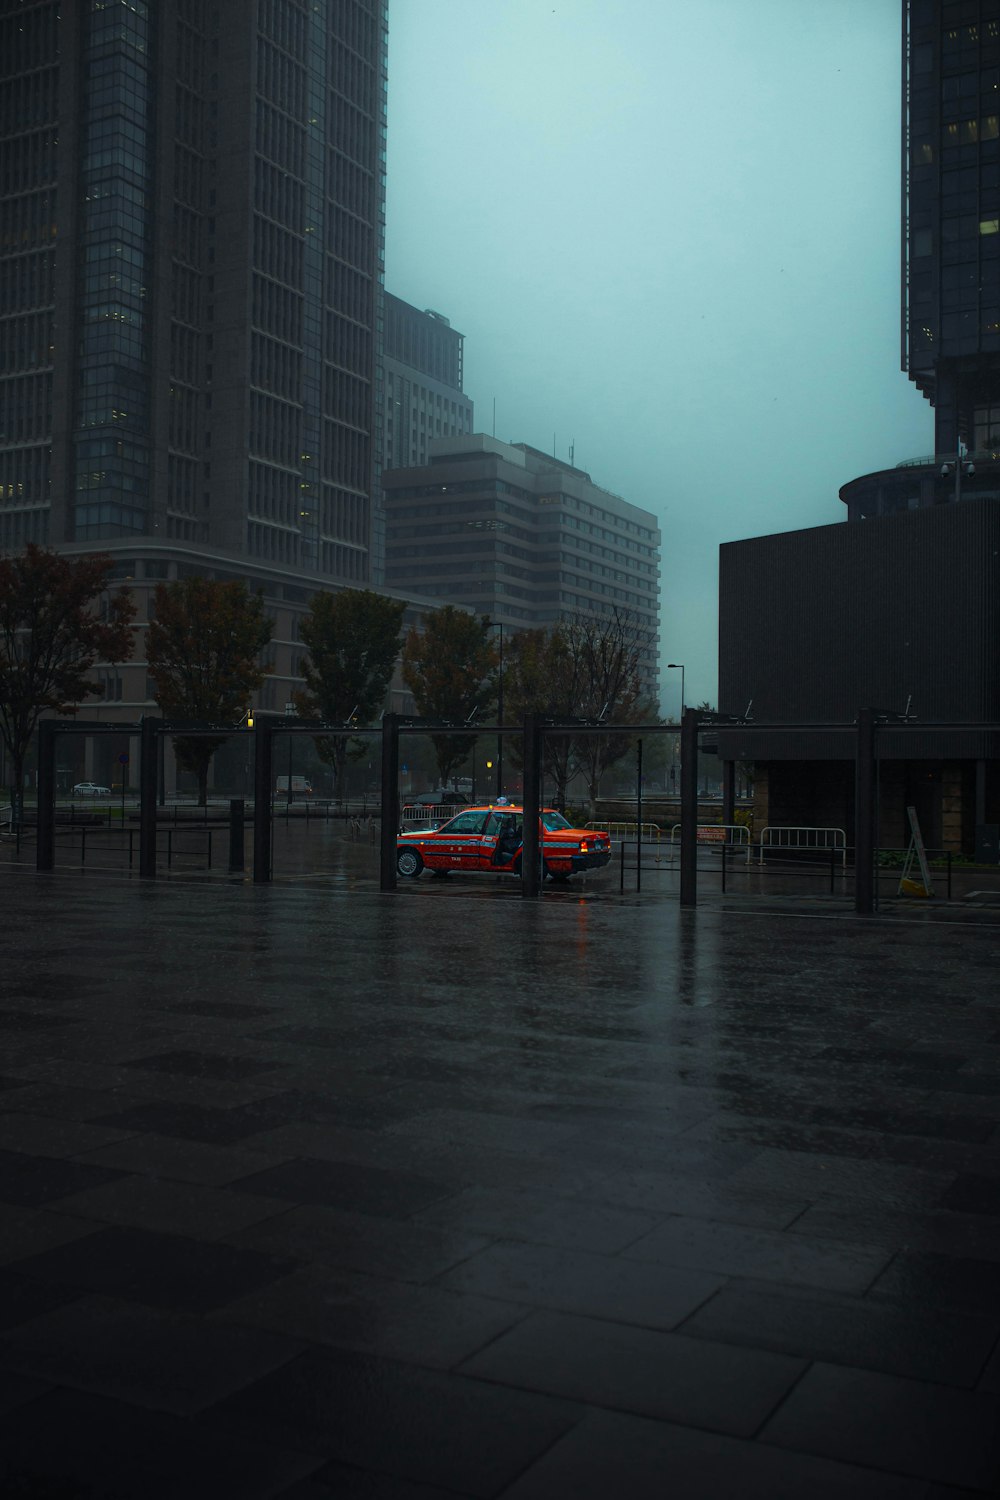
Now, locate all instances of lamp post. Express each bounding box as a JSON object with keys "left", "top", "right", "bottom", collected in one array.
[
  {"left": 667, "top": 663, "right": 685, "bottom": 722},
  {"left": 667, "top": 663, "right": 684, "bottom": 801},
  {"left": 284, "top": 700, "right": 296, "bottom": 810},
  {"left": 495, "top": 621, "right": 504, "bottom": 798}
]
